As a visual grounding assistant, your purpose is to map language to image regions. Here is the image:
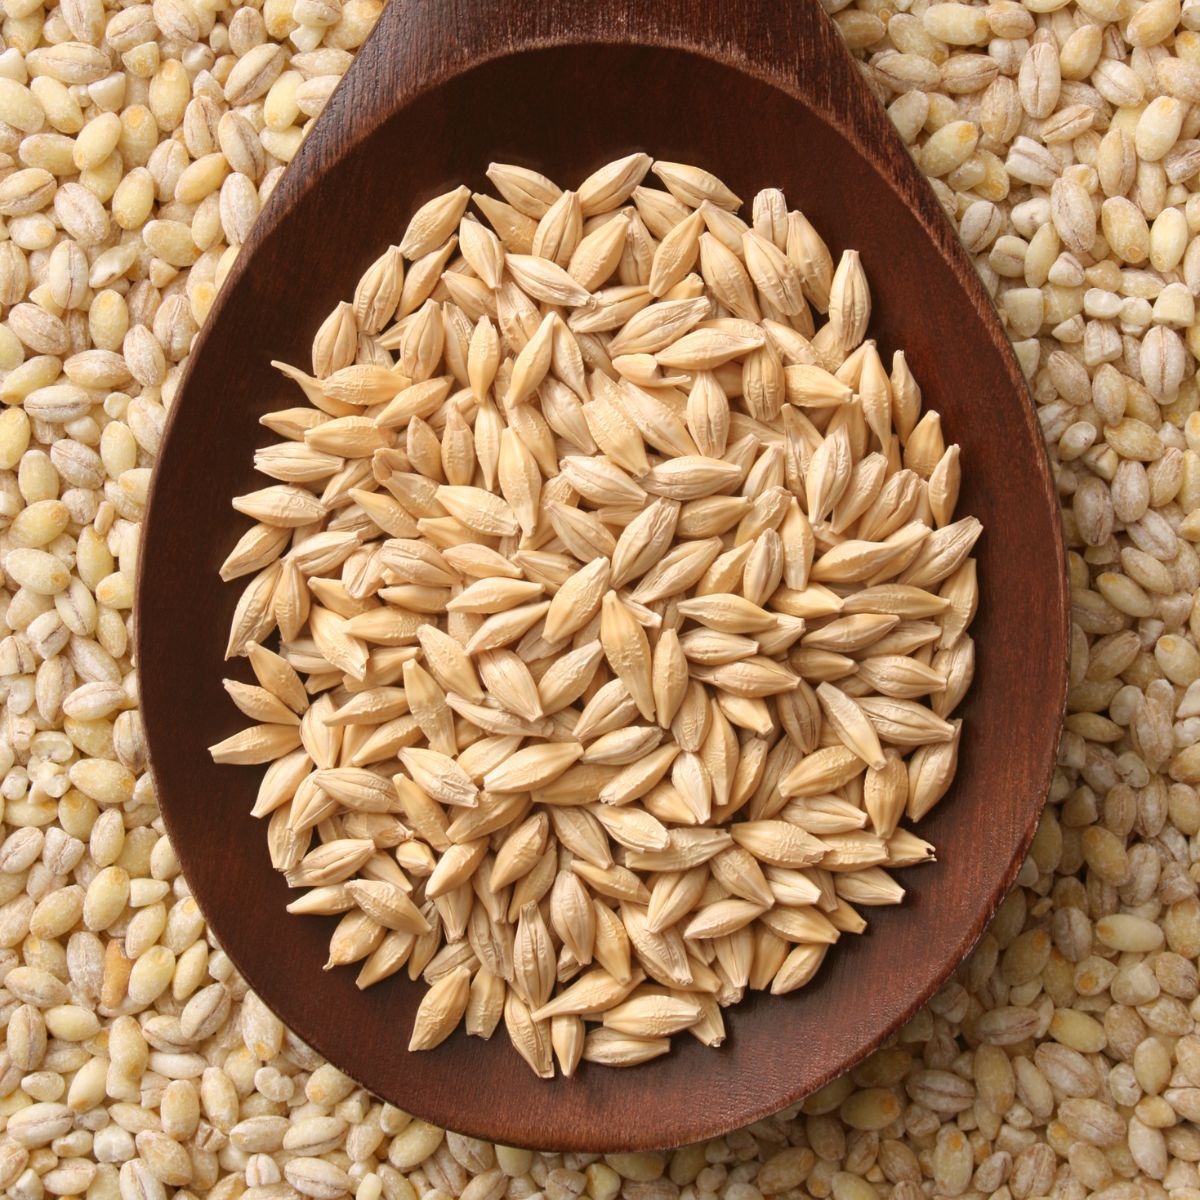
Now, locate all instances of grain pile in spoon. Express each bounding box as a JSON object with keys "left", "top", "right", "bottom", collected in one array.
[{"left": 211, "top": 153, "right": 980, "bottom": 1075}]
